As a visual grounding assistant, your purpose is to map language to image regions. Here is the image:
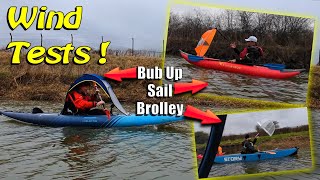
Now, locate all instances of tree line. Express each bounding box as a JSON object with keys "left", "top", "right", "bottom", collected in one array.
[{"left": 167, "top": 10, "right": 314, "bottom": 69}]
